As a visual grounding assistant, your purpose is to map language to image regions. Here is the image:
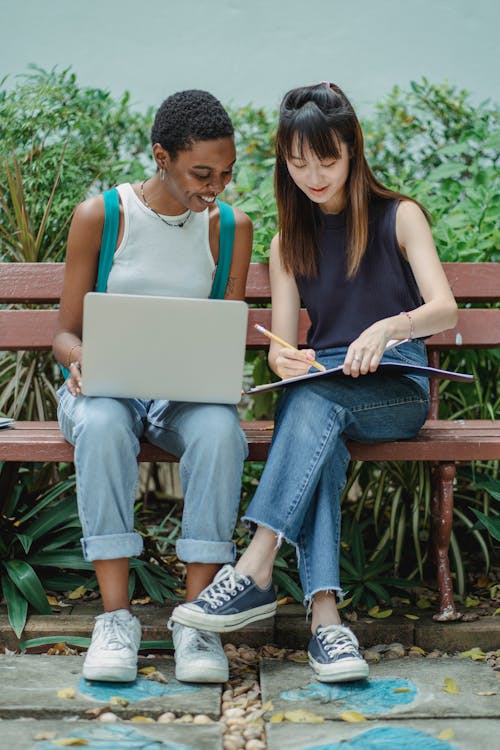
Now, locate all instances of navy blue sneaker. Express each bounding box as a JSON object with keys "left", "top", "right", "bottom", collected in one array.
[
  {"left": 170, "top": 564, "right": 277, "bottom": 632},
  {"left": 308, "top": 624, "right": 369, "bottom": 682}
]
